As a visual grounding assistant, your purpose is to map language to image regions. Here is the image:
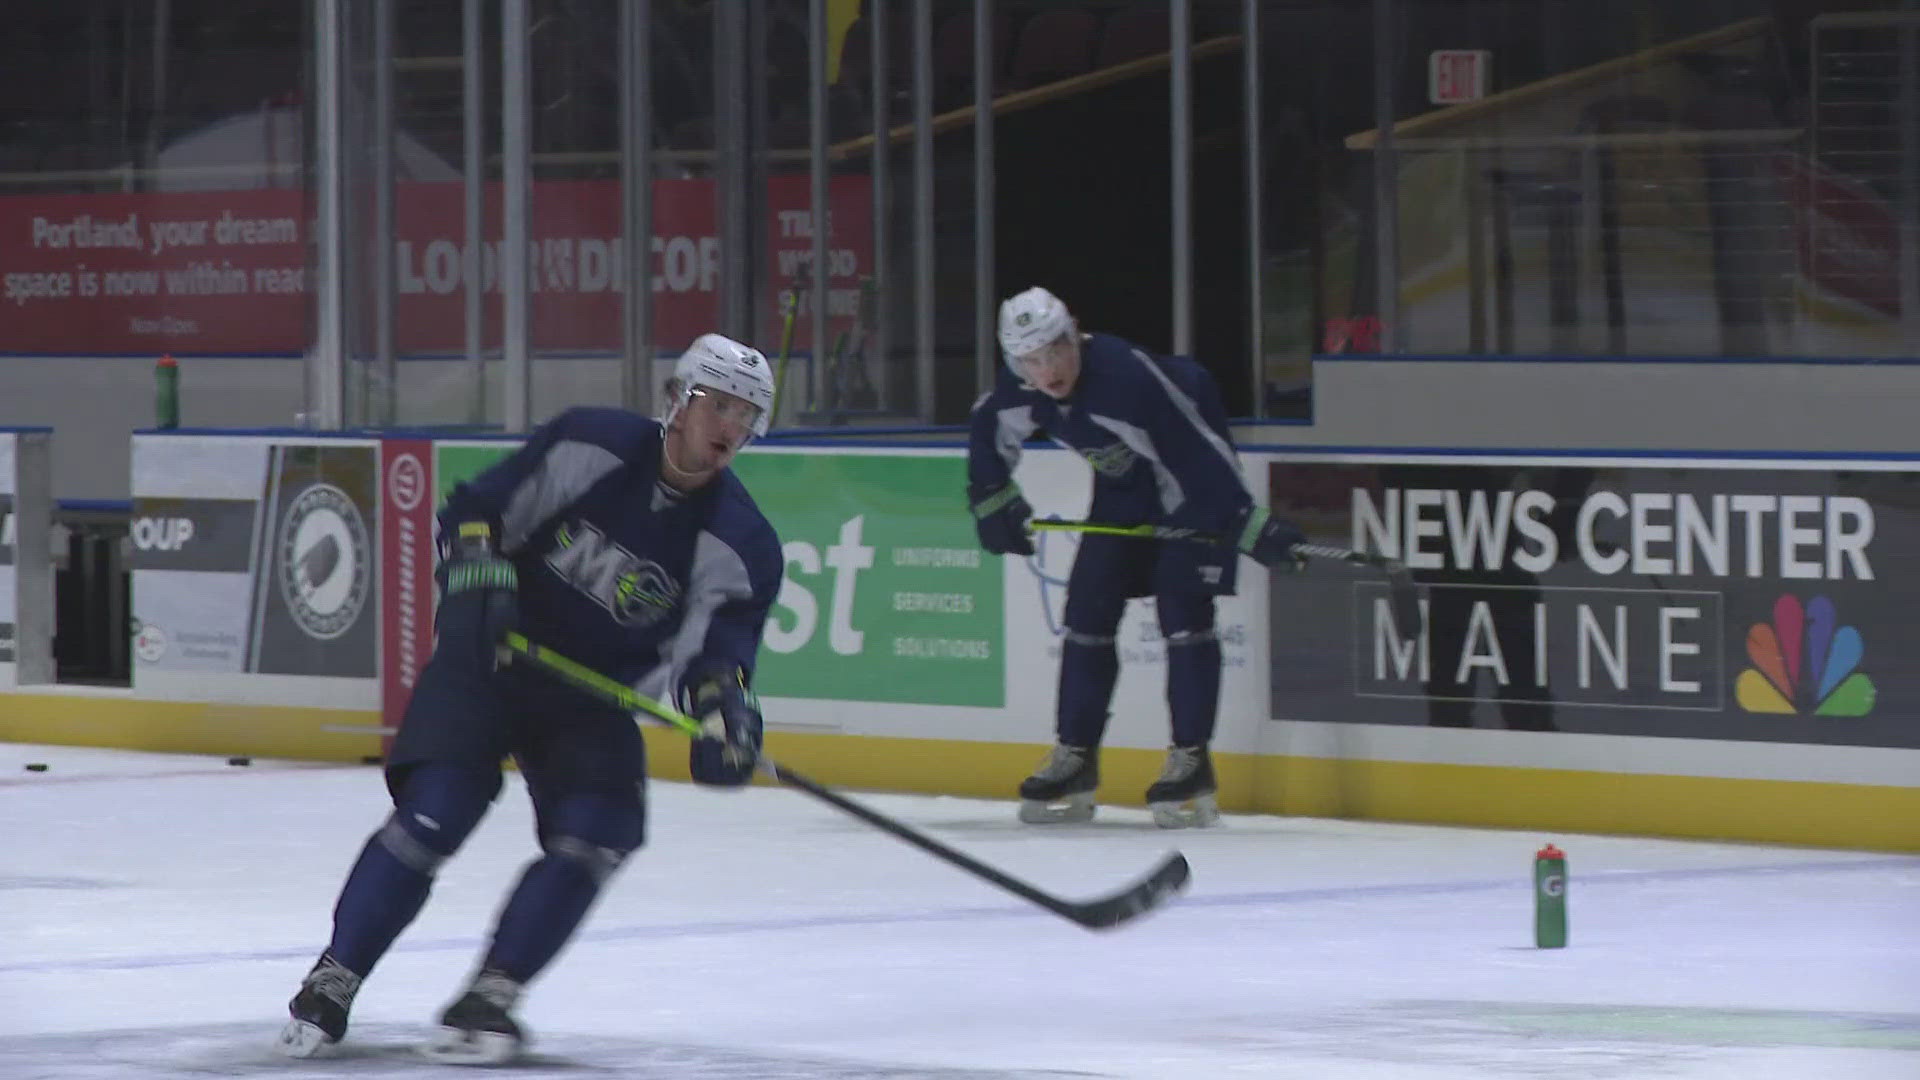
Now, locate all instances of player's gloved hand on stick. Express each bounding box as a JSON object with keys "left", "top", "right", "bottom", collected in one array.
[
  {"left": 686, "top": 669, "right": 763, "bottom": 787},
  {"left": 968, "top": 480, "right": 1035, "bottom": 556},
  {"left": 436, "top": 520, "right": 519, "bottom": 670},
  {"left": 1228, "top": 505, "right": 1308, "bottom": 572}
]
